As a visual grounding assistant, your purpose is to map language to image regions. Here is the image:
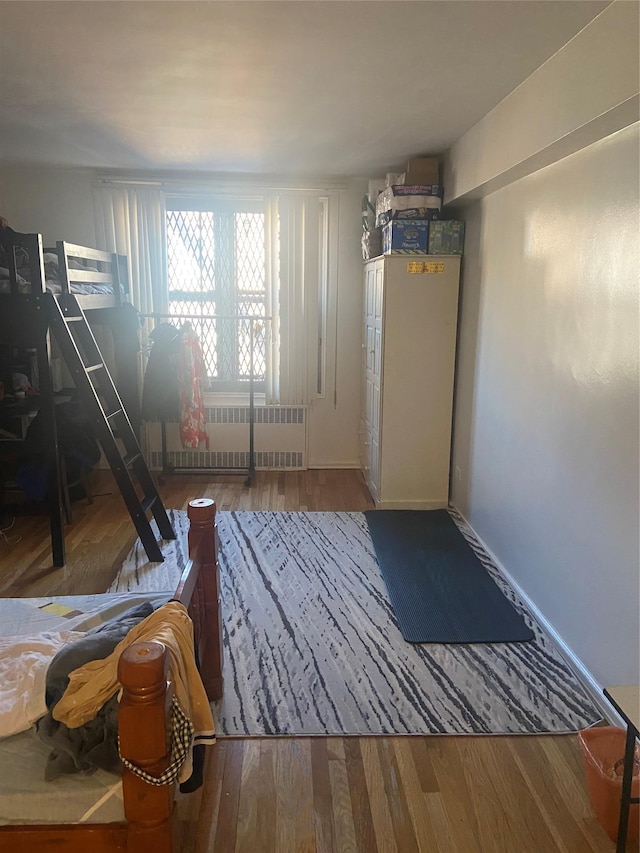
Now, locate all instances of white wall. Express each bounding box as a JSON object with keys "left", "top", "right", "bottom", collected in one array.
[
  {"left": 0, "top": 165, "right": 96, "bottom": 246},
  {"left": 444, "top": 0, "right": 639, "bottom": 204},
  {"left": 451, "top": 126, "right": 639, "bottom": 688},
  {"left": 448, "top": 1, "right": 639, "bottom": 688},
  {"left": 0, "top": 164, "right": 364, "bottom": 468}
]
